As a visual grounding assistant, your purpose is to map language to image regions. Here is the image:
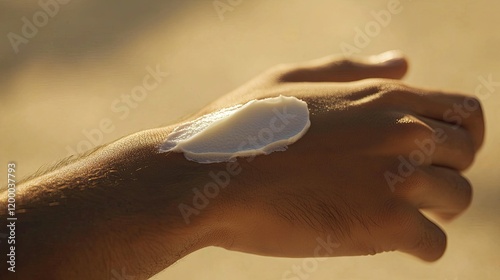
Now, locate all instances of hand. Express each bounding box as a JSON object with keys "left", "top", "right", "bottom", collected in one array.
[
  {"left": 5, "top": 51, "right": 484, "bottom": 280},
  {"left": 195, "top": 50, "right": 484, "bottom": 262}
]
